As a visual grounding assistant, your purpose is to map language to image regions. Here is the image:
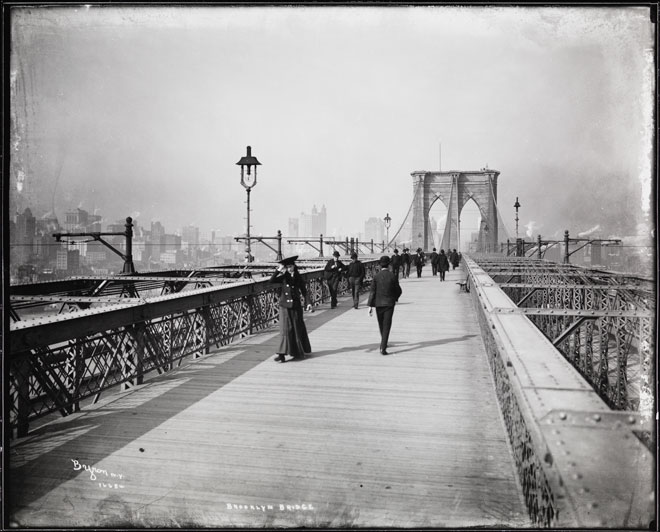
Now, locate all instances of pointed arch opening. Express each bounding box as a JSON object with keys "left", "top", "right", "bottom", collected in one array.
[
  {"left": 428, "top": 195, "right": 449, "bottom": 251},
  {"left": 459, "top": 198, "right": 483, "bottom": 253}
]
